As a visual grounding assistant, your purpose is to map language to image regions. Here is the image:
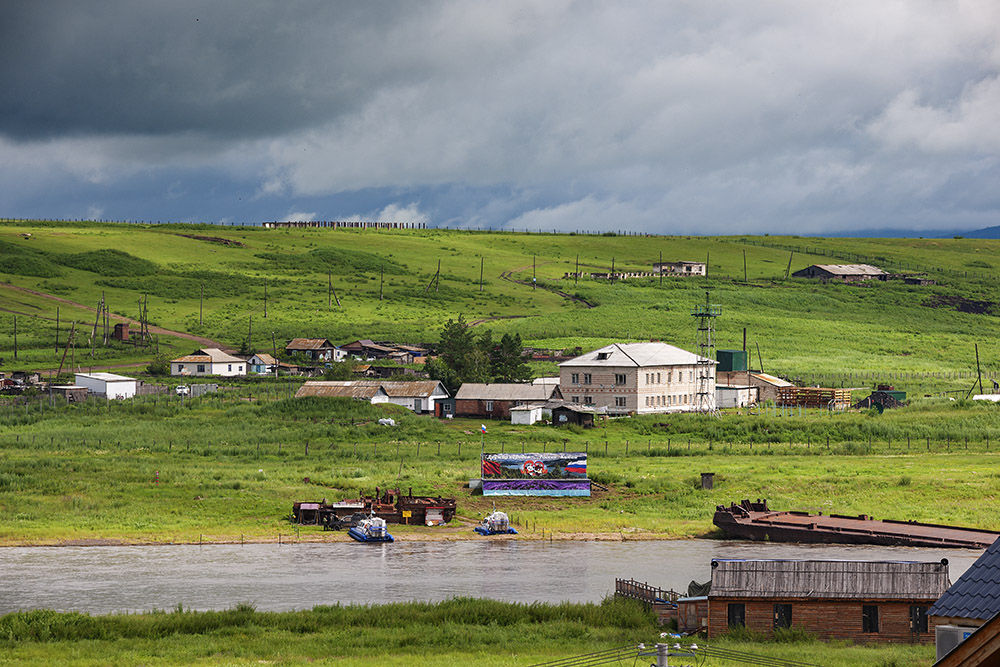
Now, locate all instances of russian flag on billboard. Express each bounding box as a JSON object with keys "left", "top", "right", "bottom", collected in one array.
[
  {"left": 565, "top": 458, "right": 587, "bottom": 475},
  {"left": 480, "top": 424, "right": 487, "bottom": 433}
]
